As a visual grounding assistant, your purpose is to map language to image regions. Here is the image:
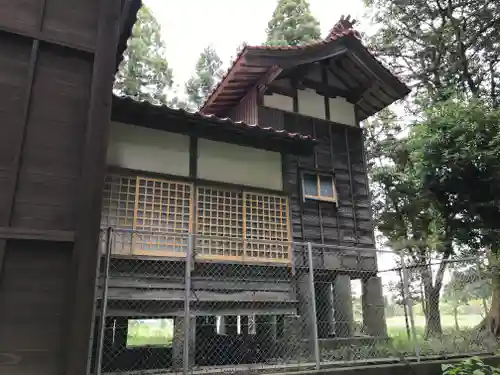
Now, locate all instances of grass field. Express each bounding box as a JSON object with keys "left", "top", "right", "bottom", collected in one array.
[
  {"left": 386, "top": 313, "right": 483, "bottom": 334},
  {"left": 127, "top": 319, "right": 173, "bottom": 347},
  {"left": 125, "top": 314, "right": 487, "bottom": 354}
]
